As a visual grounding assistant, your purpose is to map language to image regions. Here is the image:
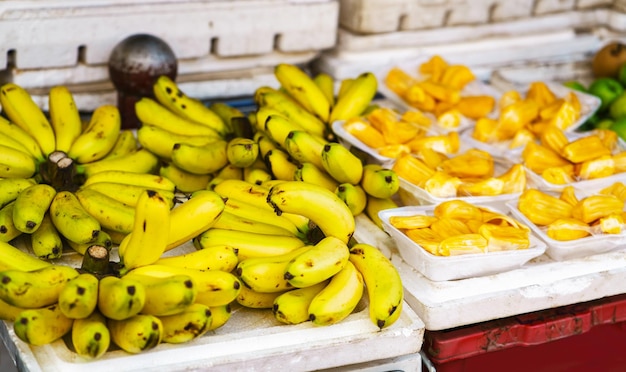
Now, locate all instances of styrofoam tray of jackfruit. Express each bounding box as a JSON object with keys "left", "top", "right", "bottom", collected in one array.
[{"left": 0, "top": 235, "right": 425, "bottom": 372}]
